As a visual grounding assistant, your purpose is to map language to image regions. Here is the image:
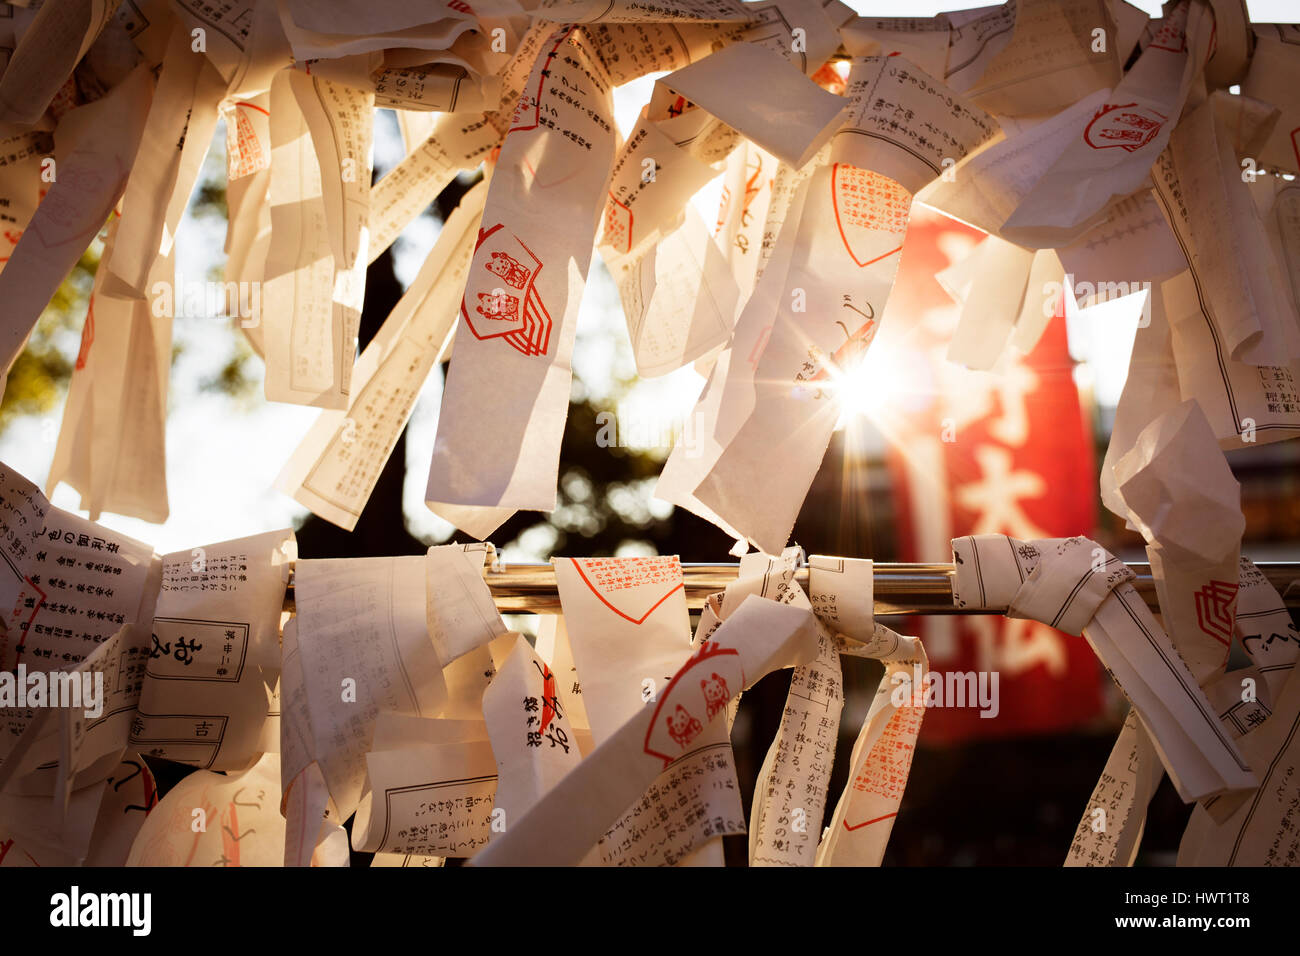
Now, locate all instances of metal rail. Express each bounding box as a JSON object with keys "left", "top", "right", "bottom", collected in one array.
[{"left": 283, "top": 560, "right": 1300, "bottom": 616}]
